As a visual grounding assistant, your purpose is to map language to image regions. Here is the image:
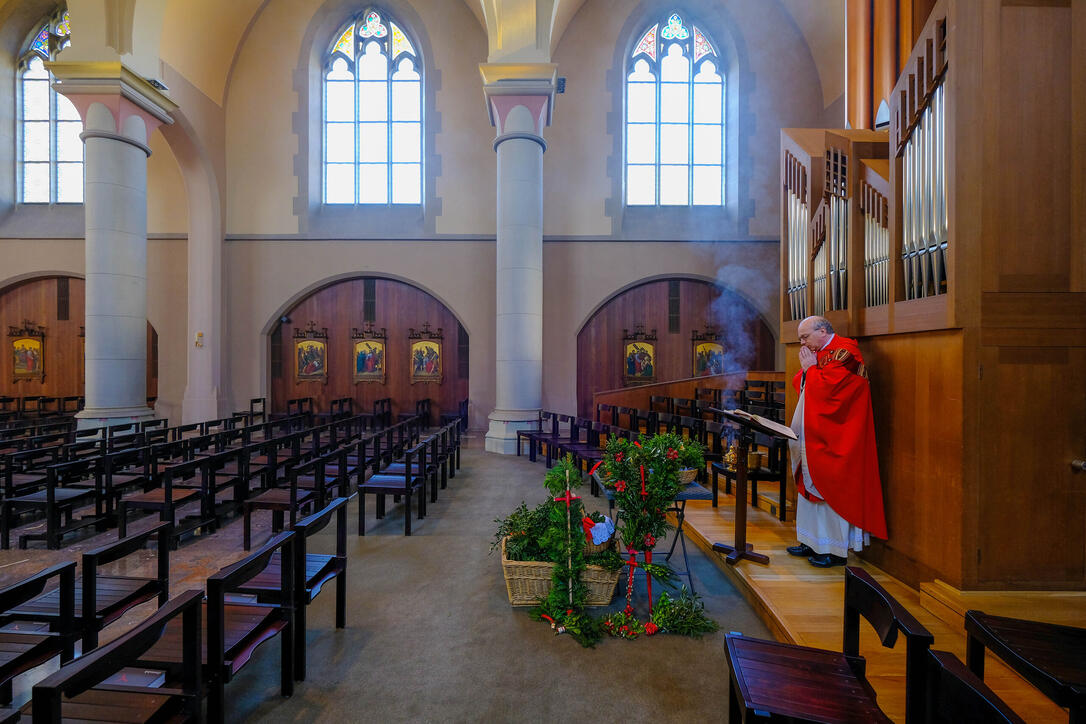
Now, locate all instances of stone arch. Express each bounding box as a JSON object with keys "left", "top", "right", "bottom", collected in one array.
[
  {"left": 576, "top": 271, "right": 776, "bottom": 339},
  {"left": 264, "top": 273, "right": 470, "bottom": 420},
  {"left": 262, "top": 271, "right": 471, "bottom": 339},
  {"left": 574, "top": 273, "right": 777, "bottom": 417}
]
